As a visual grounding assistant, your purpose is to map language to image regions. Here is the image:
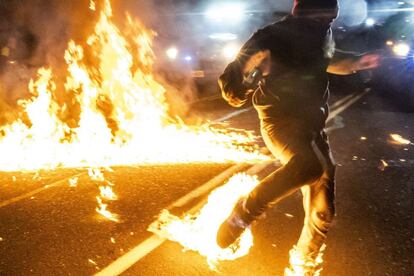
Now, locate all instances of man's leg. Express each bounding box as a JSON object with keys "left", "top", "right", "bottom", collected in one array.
[
  {"left": 217, "top": 118, "right": 325, "bottom": 248},
  {"left": 286, "top": 131, "right": 336, "bottom": 275},
  {"left": 296, "top": 131, "right": 336, "bottom": 257}
]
